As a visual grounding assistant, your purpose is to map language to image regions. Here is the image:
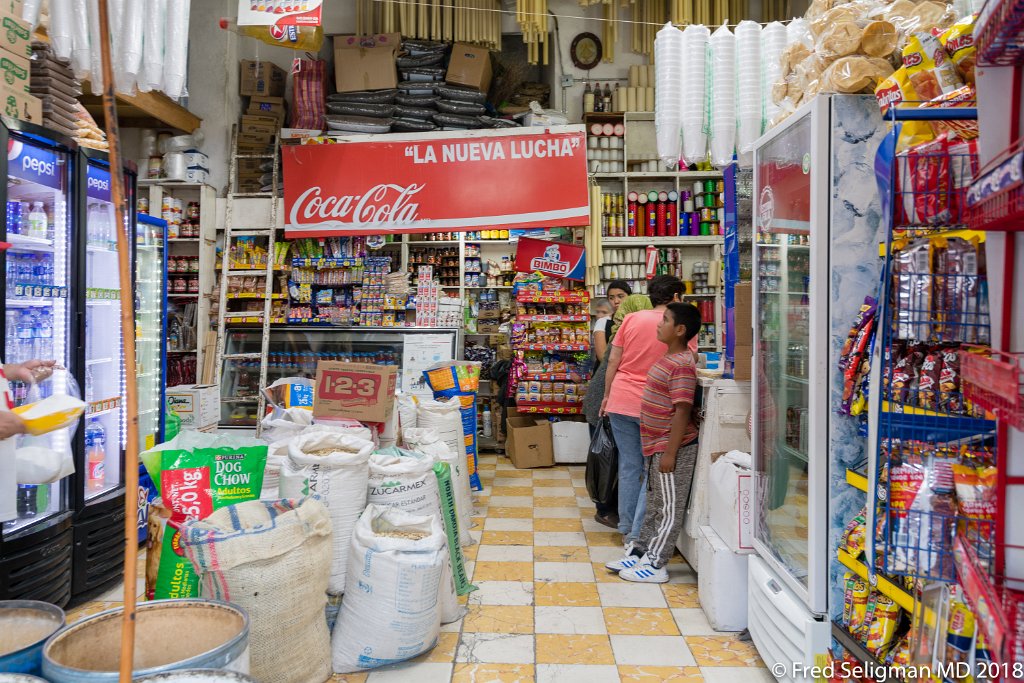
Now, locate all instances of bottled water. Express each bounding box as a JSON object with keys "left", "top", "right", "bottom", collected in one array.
[
  {"left": 85, "top": 367, "right": 94, "bottom": 402},
  {"left": 27, "top": 202, "right": 47, "bottom": 240}
]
